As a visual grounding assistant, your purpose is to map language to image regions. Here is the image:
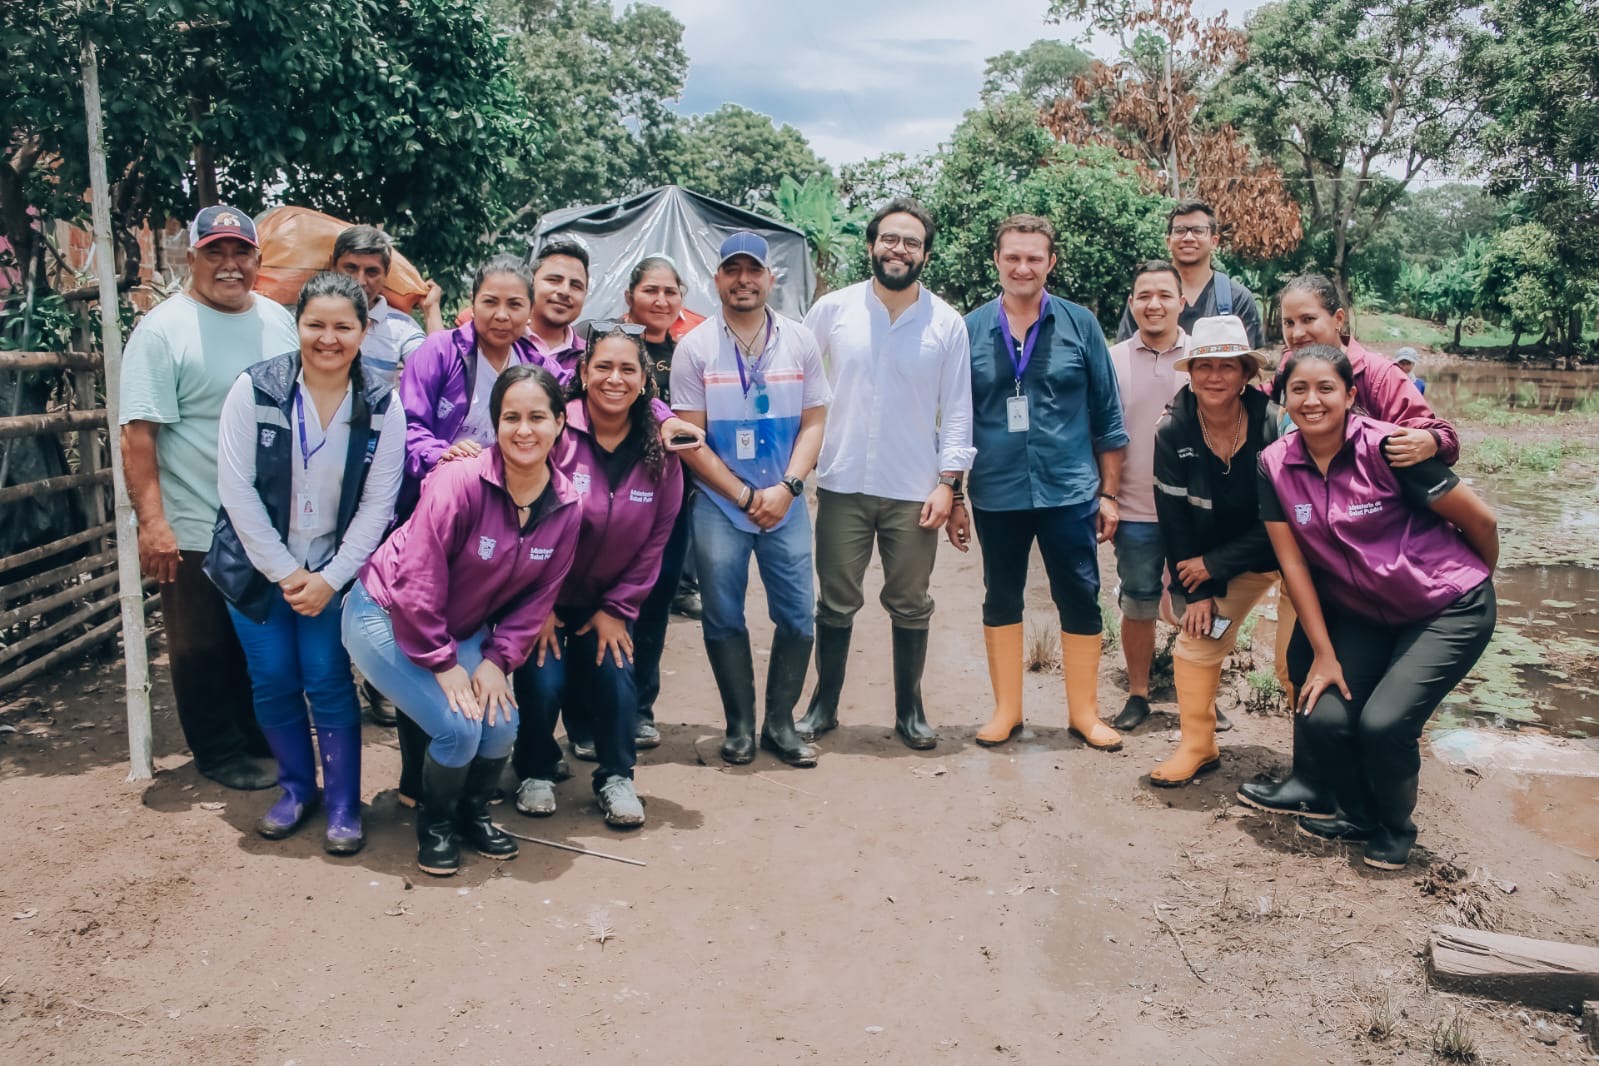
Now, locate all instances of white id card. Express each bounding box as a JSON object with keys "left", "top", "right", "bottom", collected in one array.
[
  {"left": 296, "top": 492, "right": 319, "bottom": 531},
  {"left": 1006, "top": 394, "right": 1030, "bottom": 433},
  {"left": 736, "top": 426, "right": 757, "bottom": 461}
]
